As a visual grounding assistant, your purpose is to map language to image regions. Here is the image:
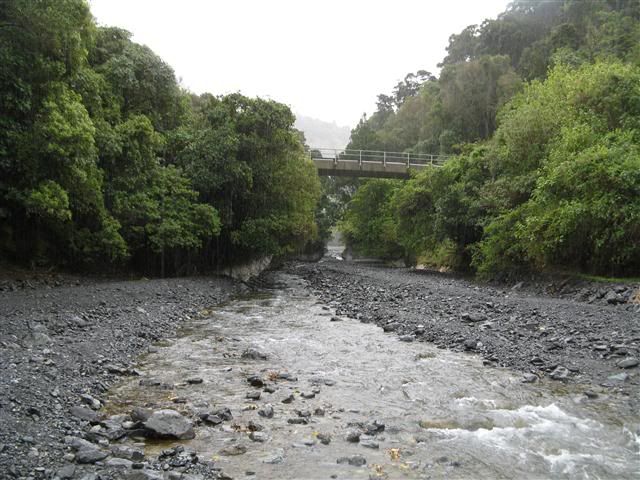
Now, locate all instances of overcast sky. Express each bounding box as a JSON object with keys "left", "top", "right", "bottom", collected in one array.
[{"left": 89, "top": 0, "right": 509, "bottom": 127}]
